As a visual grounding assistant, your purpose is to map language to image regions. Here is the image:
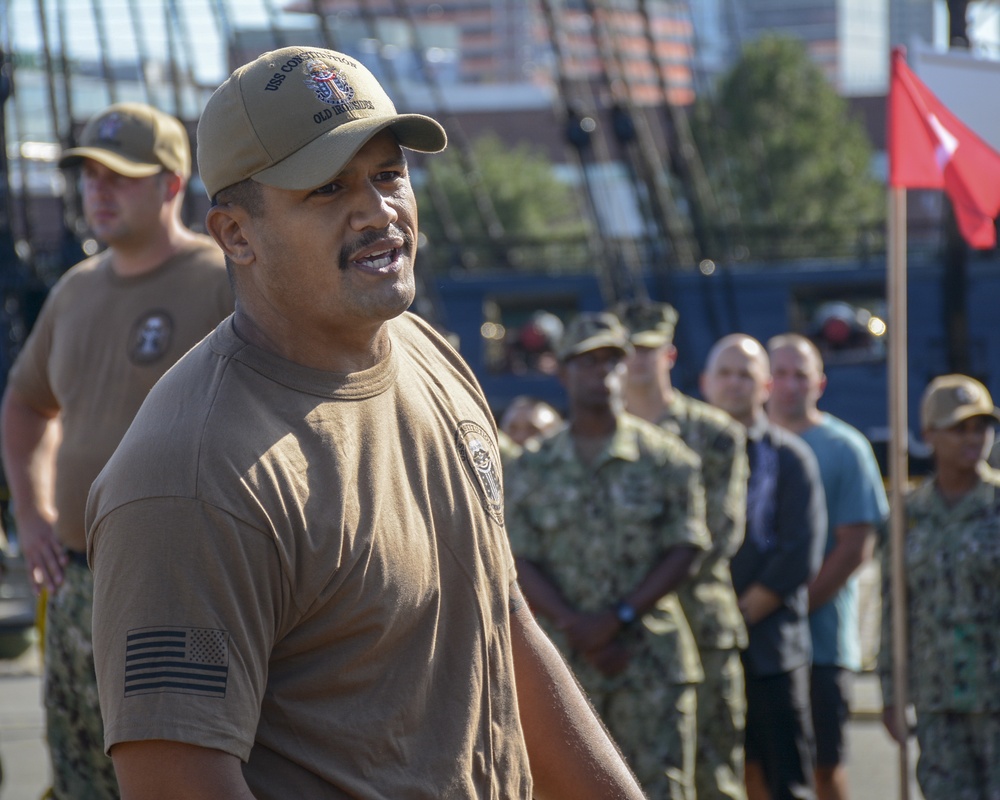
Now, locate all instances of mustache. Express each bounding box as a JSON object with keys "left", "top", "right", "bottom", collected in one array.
[{"left": 339, "top": 227, "right": 414, "bottom": 271}]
